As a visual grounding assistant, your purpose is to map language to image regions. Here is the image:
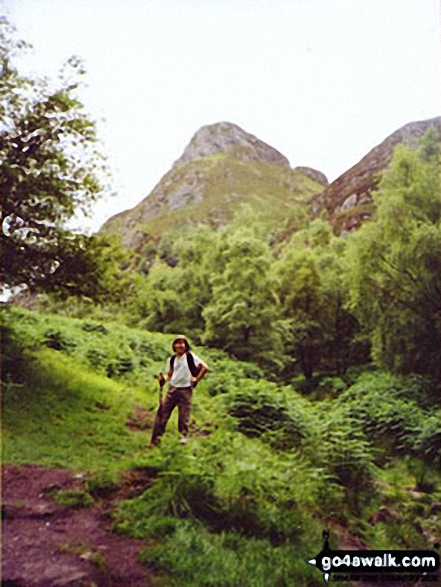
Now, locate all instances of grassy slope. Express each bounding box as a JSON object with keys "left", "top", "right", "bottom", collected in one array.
[
  {"left": 2, "top": 307, "right": 440, "bottom": 587},
  {"left": 4, "top": 349, "right": 146, "bottom": 471},
  {"left": 3, "top": 308, "right": 184, "bottom": 472}
]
